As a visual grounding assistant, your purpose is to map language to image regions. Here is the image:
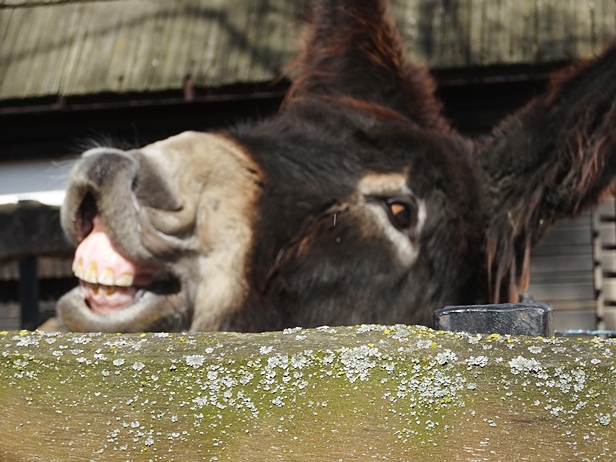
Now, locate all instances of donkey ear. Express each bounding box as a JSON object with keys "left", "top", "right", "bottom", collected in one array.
[
  {"left": 284, "top": 0, "right": 448, "bottom": 130},
  {"left": 477, "top": 44, "right": 616, "bottom": 304}
]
